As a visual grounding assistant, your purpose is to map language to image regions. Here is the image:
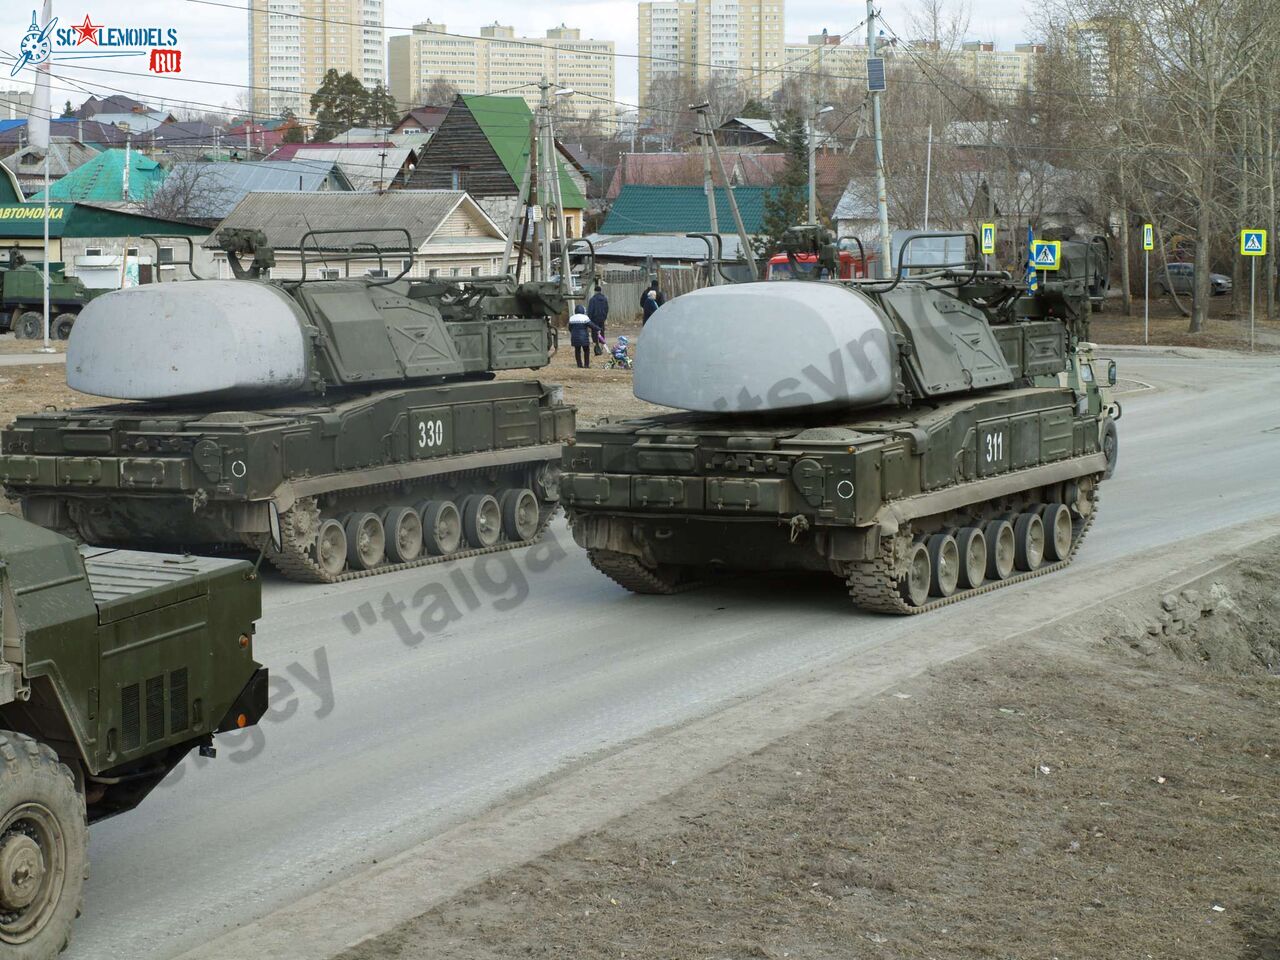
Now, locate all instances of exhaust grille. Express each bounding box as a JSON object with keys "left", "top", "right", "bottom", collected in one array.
[
  {"left": 145, "top": 675, "right": 165, "bottom": 744},
  {"left": 169, "top": 668, "right": 189, "bottom": 734},
  {"left": 121, "top": 684, "right": 141, "bottom": 752}
]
